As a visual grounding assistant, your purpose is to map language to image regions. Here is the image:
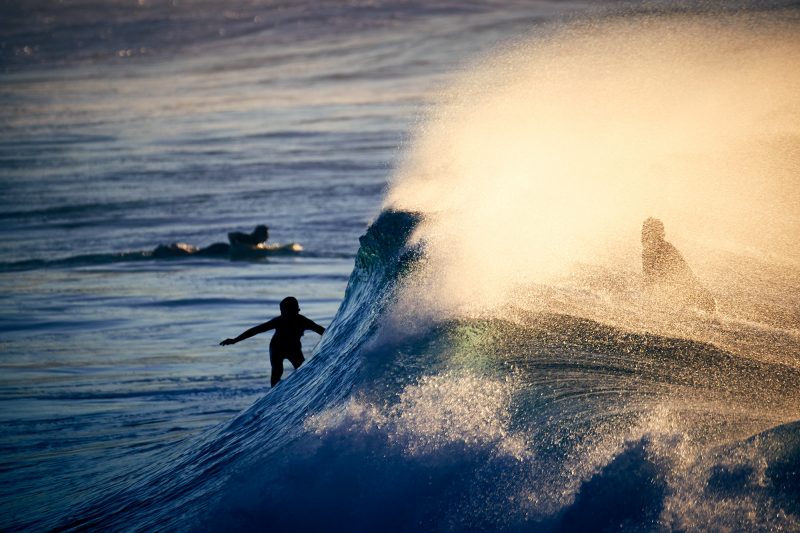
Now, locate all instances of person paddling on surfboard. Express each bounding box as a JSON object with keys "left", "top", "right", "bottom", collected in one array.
[{"left": 220, "top": 296, "right": 325, "bottom": 387}]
